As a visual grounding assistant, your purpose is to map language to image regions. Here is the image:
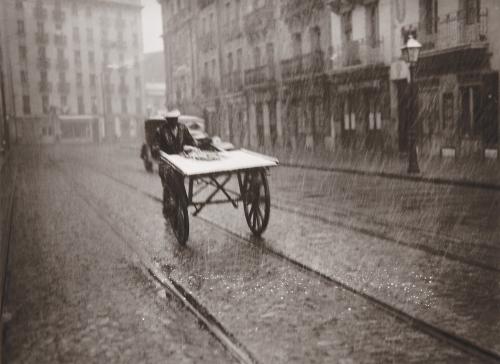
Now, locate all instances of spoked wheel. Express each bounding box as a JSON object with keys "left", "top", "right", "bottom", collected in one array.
[
  {"left": 164, "top": 187, "right": 189, "bottom": 246},
  {"left": 242, "top": 169, "right": 270, "bottom": 236}
]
